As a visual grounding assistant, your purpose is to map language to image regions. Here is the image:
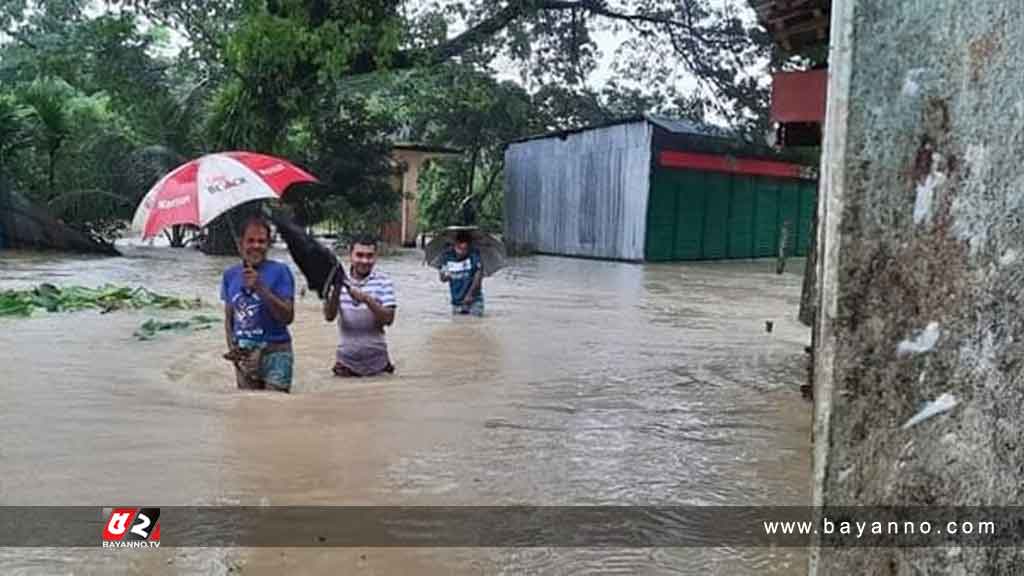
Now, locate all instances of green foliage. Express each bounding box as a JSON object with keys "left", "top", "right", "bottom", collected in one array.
[
  {"left": 16, "top": 83, "right": 142, "bottom": 241},
  {"left": 19, "top": 77, "right": 76, "bottom": 158},
  {"left": 1, "top": 0, "right": 776, "bottom": 252},
  {"left": 0, "top": 283, "right": 205, "bottom": 317},
  {"left": 133, "top": 315, "right": 220, "bottom": 341},
  {"left": 294, "top": 95, "right": 400, "bottom": 236},
  {"left": 417, "top": 158, "right": 501, "bottom": 233},
  {"left": 0, "top": 93, "right": 33, "bottom": 170},
  {"left": 0, "top": 4, "right": 205, "bottom": 246},
  {"left": 205, "top": 79, "right": 277, "bottom": 152}
]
